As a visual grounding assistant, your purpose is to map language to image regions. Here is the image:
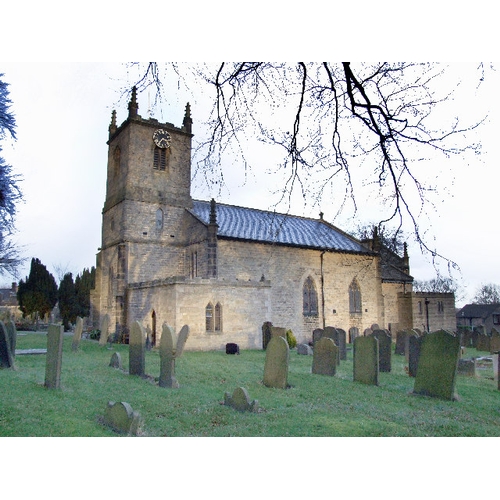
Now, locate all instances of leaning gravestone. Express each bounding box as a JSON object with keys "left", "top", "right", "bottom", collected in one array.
[
  {"left": 71, "top": 316, "right": 83, "bottom": 352},
  {"left": 98, "top": 314, "right": 111, "bottom": 346},
  {"left": 159, "top": 324, "right": 189, "bottom": 388},
  {"left": 413, "top": 330, "right": 461, "bottom": 400},
  {"left": 109, "top": 352, "right": 122, "bottom": 369},
  {"left": 129, "top": 321, "right": 146, "bottom": 376},
  {"left": 224, "top": 387, "right": 259, "bottom": 412},
  {"left": 371, "top": 329, "right": 392, "bottom": 372},
  {"left": 490, "top": 328, "right": 500, "bottom": 354},
  {"left": 5, "top": 320, "right": 17, "bottom": 357},
  {"left": 45, "top": 324, "right": 64, "bottom": 389},
  {"left": 353, "top": 335, "right": 379, "bottom": 385},
  {"left": 263, "top": 335, "right": 289, "bottom": 389},
  {"left": 103, "top": 401, "right": 143, "bottom": 436},
  {"left": 312, "top": 337, "right": 338, "bottom": 376},
  {"left": 312, "top": 328, "right": 324, "bottom": 344},
  {"left": 408, "top": 333, "right": 423, "bottom": 377},
  {"left": 0, "top": 321, "right": 15, "bottom": 369}
]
